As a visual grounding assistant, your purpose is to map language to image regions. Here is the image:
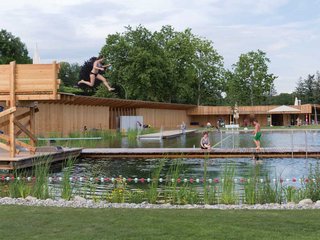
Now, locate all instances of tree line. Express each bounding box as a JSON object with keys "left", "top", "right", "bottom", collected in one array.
[{"left": 0, "top": 27, "right": 318, "bottom": 106}]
